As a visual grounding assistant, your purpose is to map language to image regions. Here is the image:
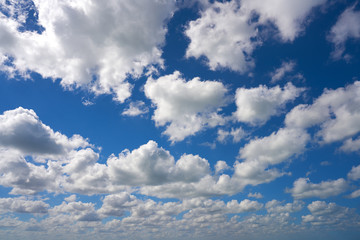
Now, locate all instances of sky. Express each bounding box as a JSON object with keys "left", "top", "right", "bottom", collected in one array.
[{"left": 0, "top": 0, "right": 360, "bottom": 239}]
